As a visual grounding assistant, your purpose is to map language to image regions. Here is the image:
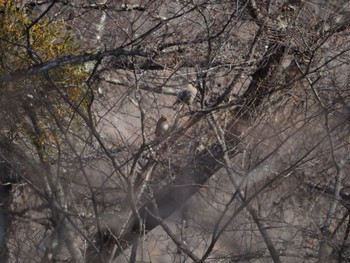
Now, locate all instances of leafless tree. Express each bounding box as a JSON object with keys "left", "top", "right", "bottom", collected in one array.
[{"left": 2, "top": 0, "right": 350, "bottom": 262}]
